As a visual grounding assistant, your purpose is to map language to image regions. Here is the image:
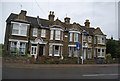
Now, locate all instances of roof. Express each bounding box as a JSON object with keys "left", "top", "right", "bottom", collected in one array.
[{"left": 6, "top": 12, "right": 106, "bottom": 36}]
